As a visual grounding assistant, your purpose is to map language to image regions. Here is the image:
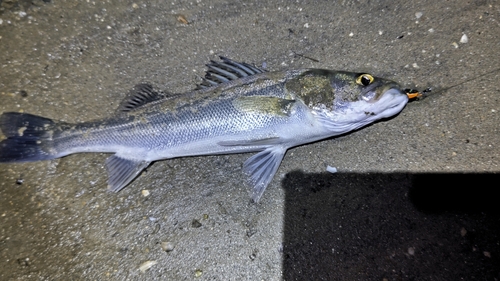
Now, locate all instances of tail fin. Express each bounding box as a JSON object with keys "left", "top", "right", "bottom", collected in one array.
[{"left": 0, "top": 112, "right": 58, "bottom": 163}]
